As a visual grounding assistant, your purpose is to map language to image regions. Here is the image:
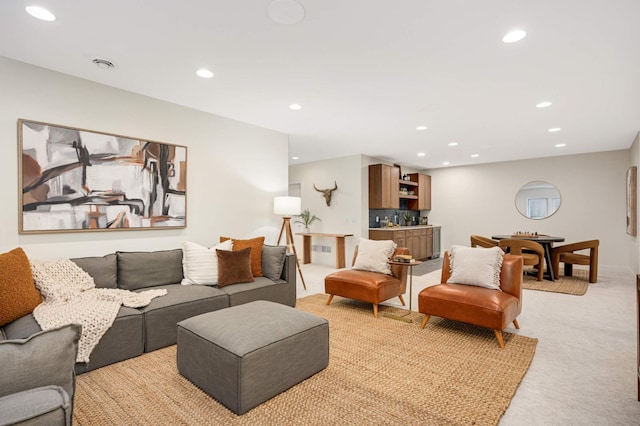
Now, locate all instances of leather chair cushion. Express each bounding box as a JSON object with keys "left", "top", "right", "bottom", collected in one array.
[
  {"left": 418, "top": 283, "right": 520, "bottom": 330},
  {"left": 325, "top": 269, "right": 401, "bottom": 304}
]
